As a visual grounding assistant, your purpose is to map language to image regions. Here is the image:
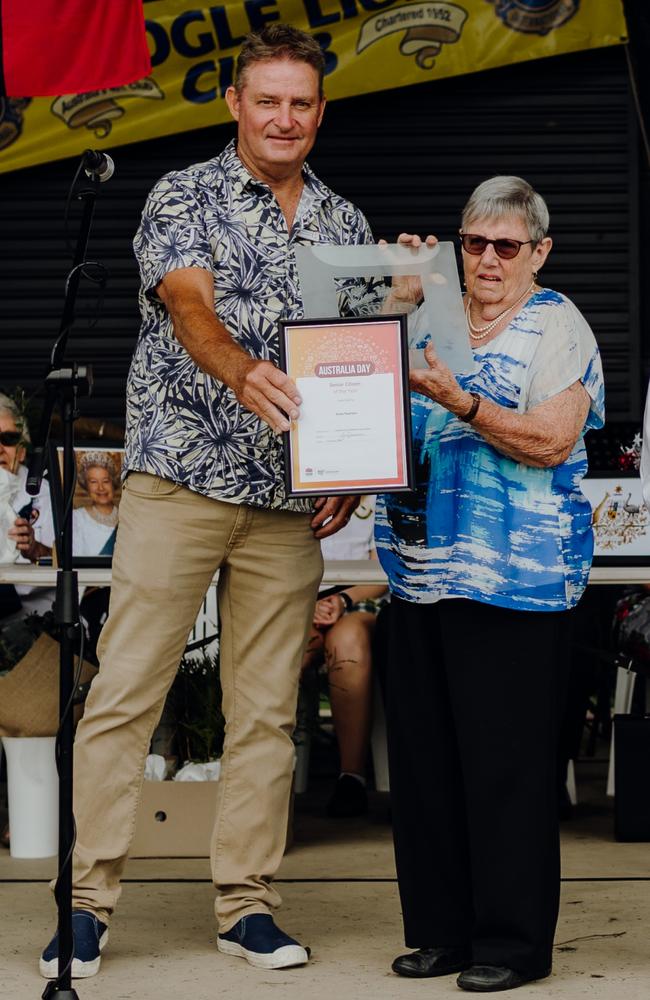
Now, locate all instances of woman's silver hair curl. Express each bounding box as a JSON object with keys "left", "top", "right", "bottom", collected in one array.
[
  {"left": 0, "top": 392, "right": 30, "bottom": 444},
  {"left": 462, "top": 176, "right": 550, "bottom": 244},
  {"left": 78, "top": 451, "right": 119, "bottom": 490}
]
